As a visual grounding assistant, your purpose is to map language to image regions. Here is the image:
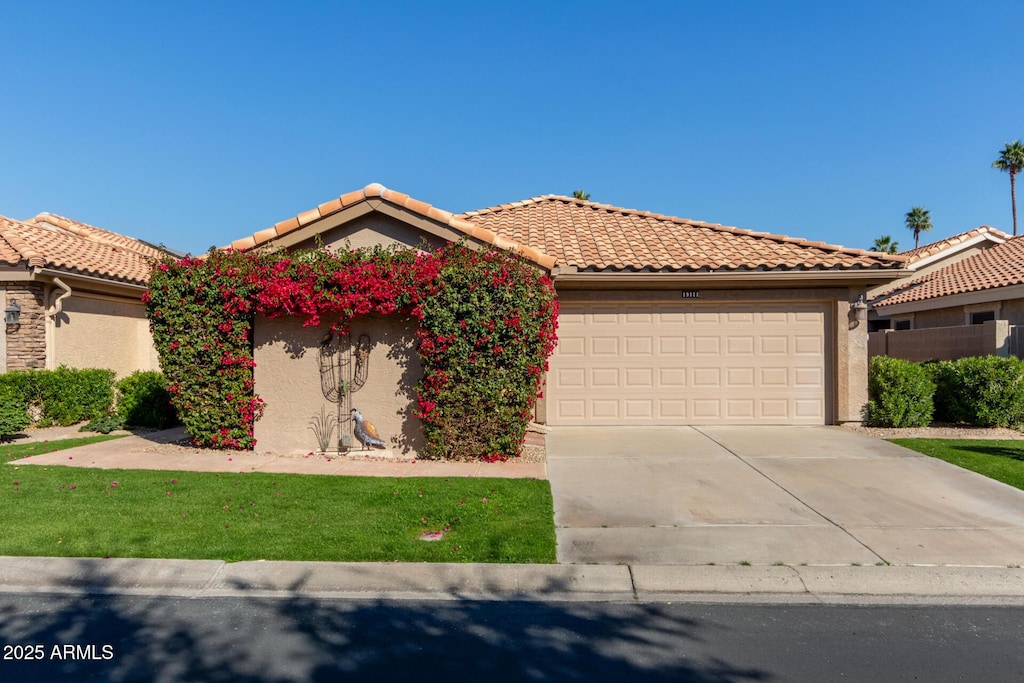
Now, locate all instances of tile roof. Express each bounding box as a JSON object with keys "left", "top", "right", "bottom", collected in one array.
[
  {"left": 231, "top": 184, "right": 906, "bottom": 274},
  {"left": 228, "top": 183, "right": 558, "bottom": 270},
  {"left": 459, "top": 195, "right": 907, "bottom": 272},
  {"left": 899, "top": 225, "right": 1010, "bottom": 264},
  {"left": 0, "top": 214, "right": 157, "bottom": 286},
  {"left": 874, "top": 235, "right": 1024, "bottom": 307}
]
